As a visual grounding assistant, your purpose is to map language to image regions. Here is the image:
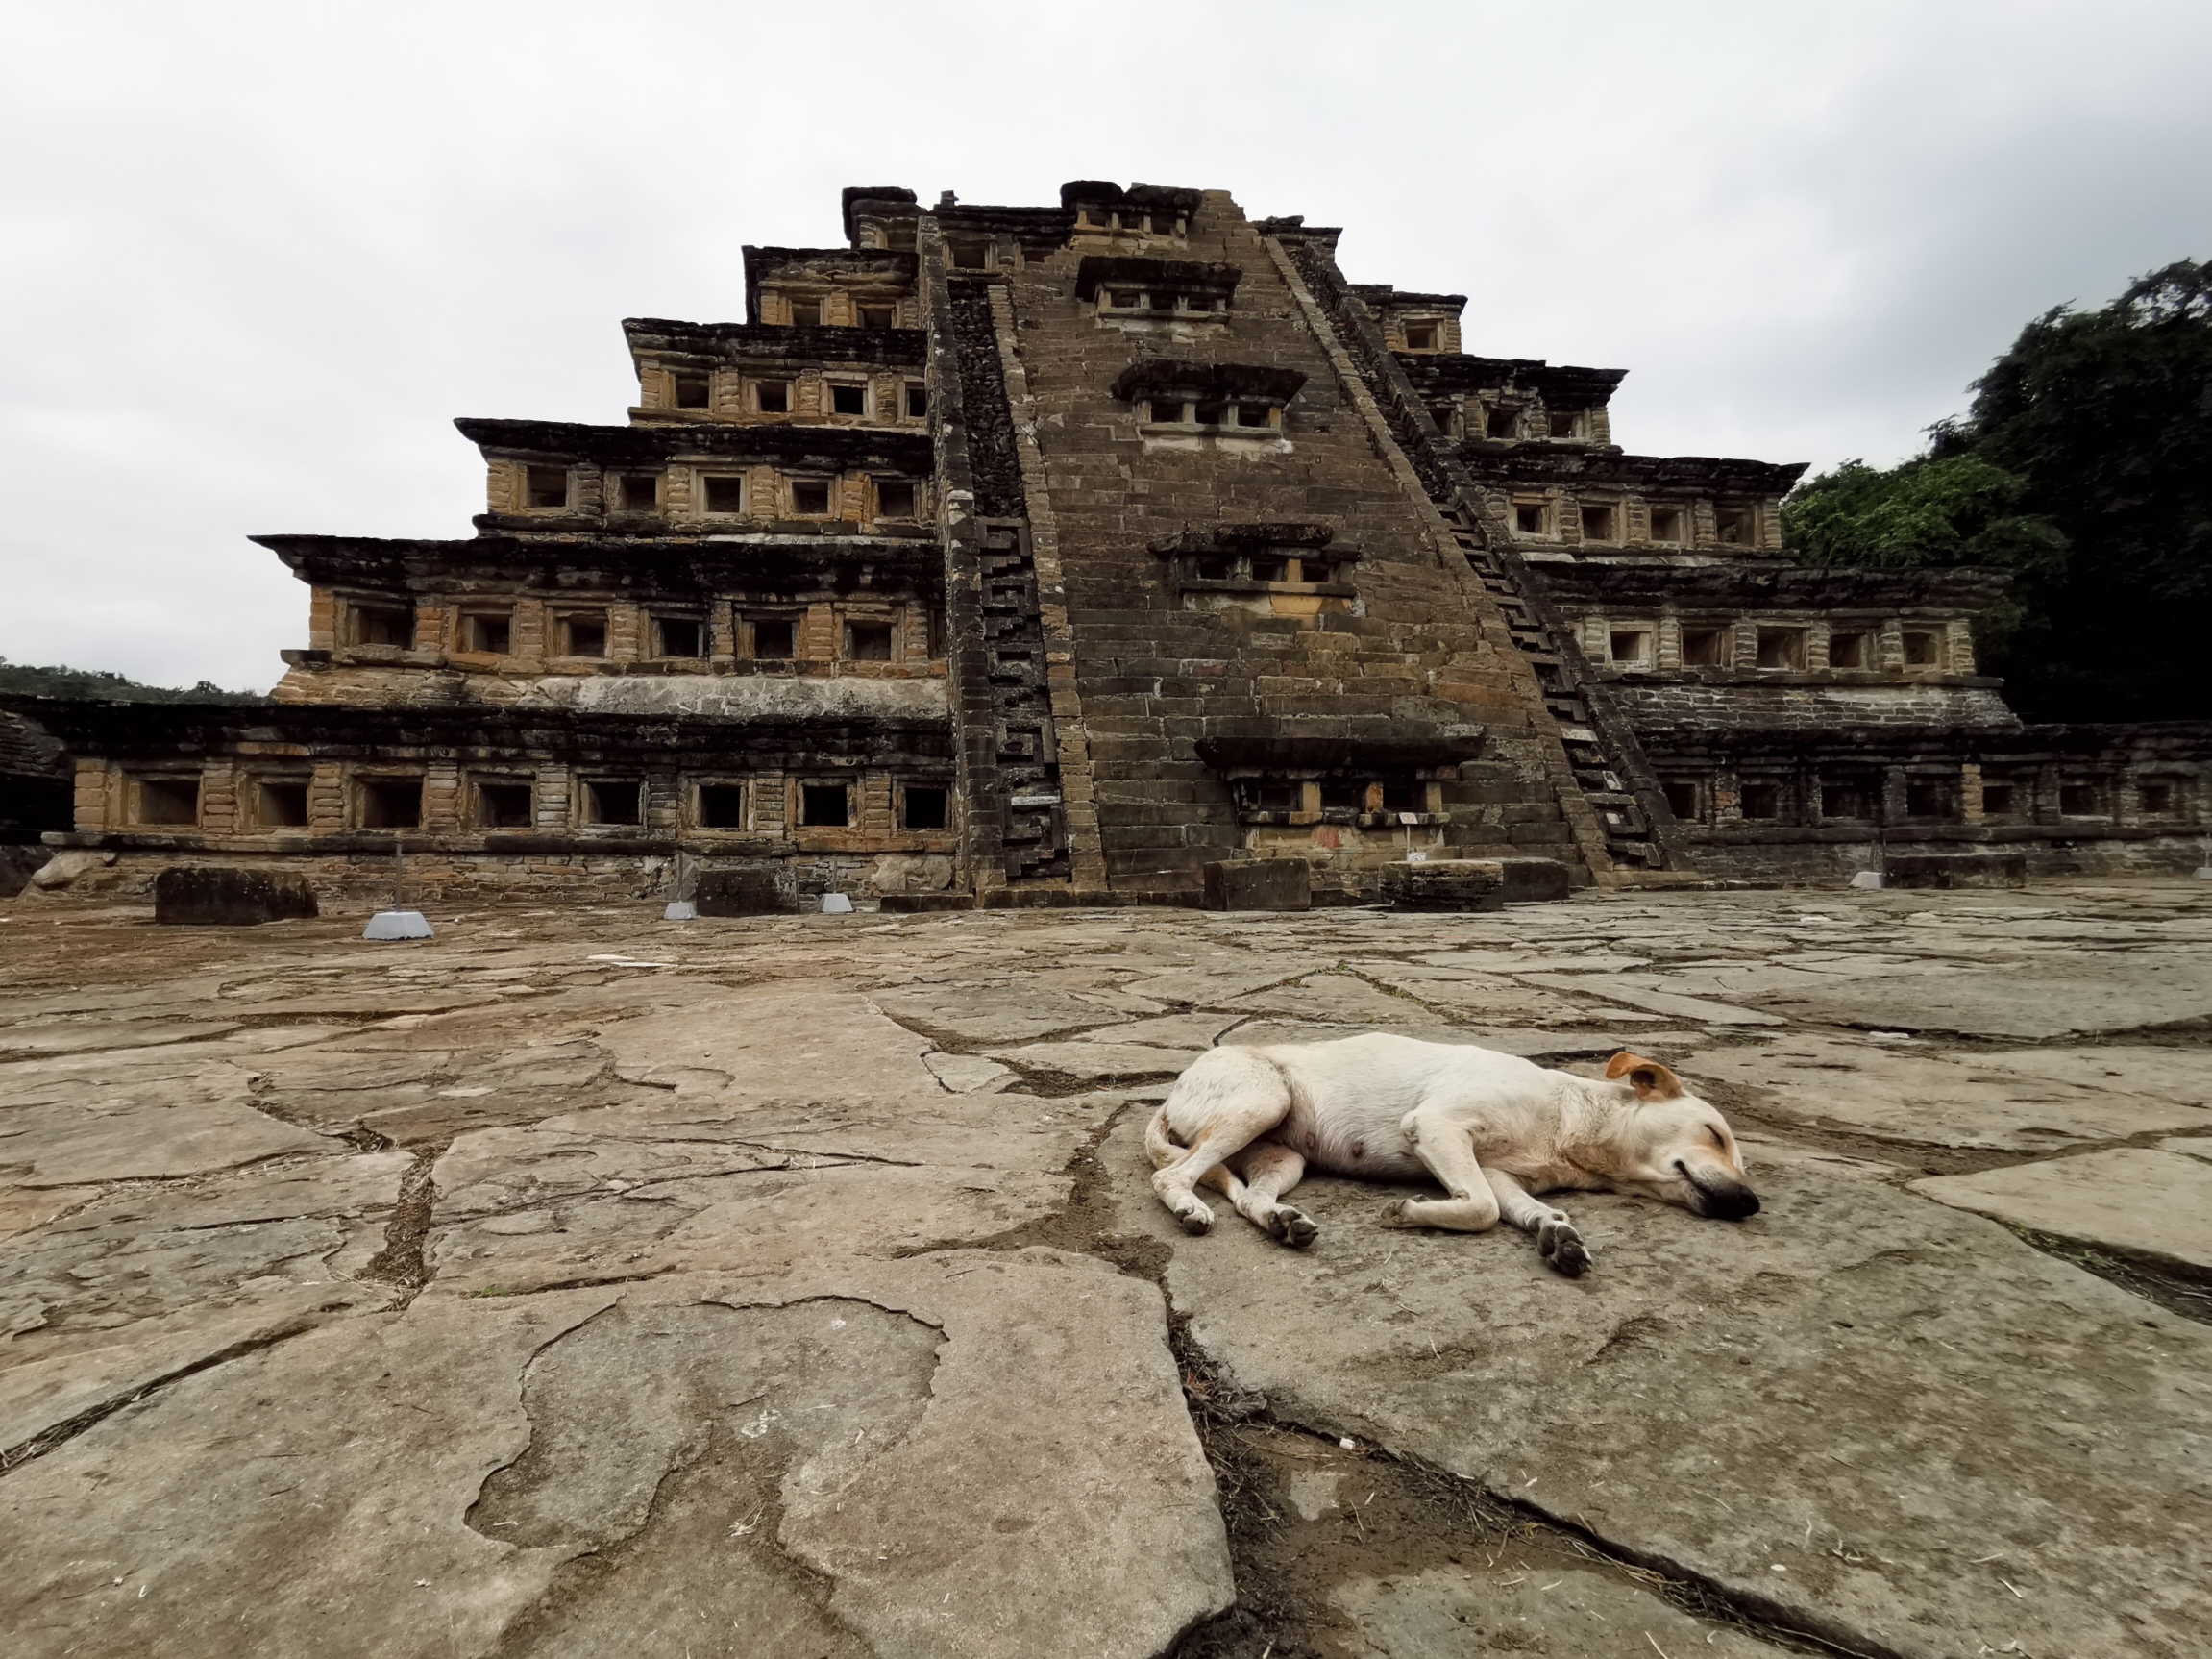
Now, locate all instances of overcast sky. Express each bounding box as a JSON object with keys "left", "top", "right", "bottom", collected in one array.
[{"left": 3, "top": 1, "right": 2207, "bottom": 691}]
